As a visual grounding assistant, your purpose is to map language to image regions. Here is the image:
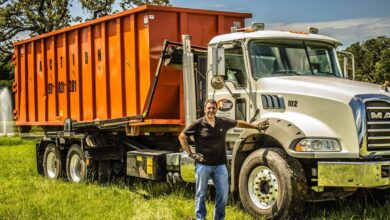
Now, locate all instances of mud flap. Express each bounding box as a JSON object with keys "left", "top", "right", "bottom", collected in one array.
[{"left": 36, "top": 142, "right": 44, "bottom": 176}]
